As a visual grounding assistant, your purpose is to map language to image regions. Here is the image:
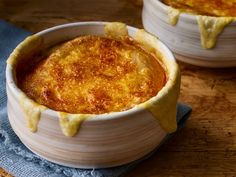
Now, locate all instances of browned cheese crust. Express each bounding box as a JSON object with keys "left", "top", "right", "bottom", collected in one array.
[{"left": 17, "top": 35, "right": 166, "bottom": 114}]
